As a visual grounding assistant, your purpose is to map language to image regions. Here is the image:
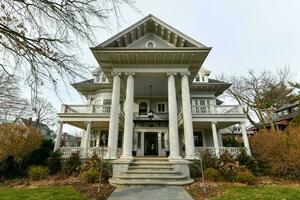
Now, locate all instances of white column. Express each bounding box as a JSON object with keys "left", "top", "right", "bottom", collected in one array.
[
  {"left": 96, "top": 132, "right": 100, "bottom": 147},
  {"left": 107, "top": 73, "right": 121, "bottom": 159},
  {"left": 167, "top": 73, "right": 181, "bottom": 160},
  {"left": 181, "top": 73, "right": 196, "bottom": 160},
  {"left": 83, "top": 121, "right": 92, "bottom": 158},
  {"left": 121, "top": 73, "right": 135, "bottom": 160},
  {"left": 211, "top": 121, "right": 220, "bottom": 157},
  {"left": 54, "top": 121, "right": 63, "bottom": 151},
  {"left": 240, "top": 122, "right": 252, "bottom": 156},
  {"left": 80, "top": 130, "right": 86, "bottom": 148}
]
